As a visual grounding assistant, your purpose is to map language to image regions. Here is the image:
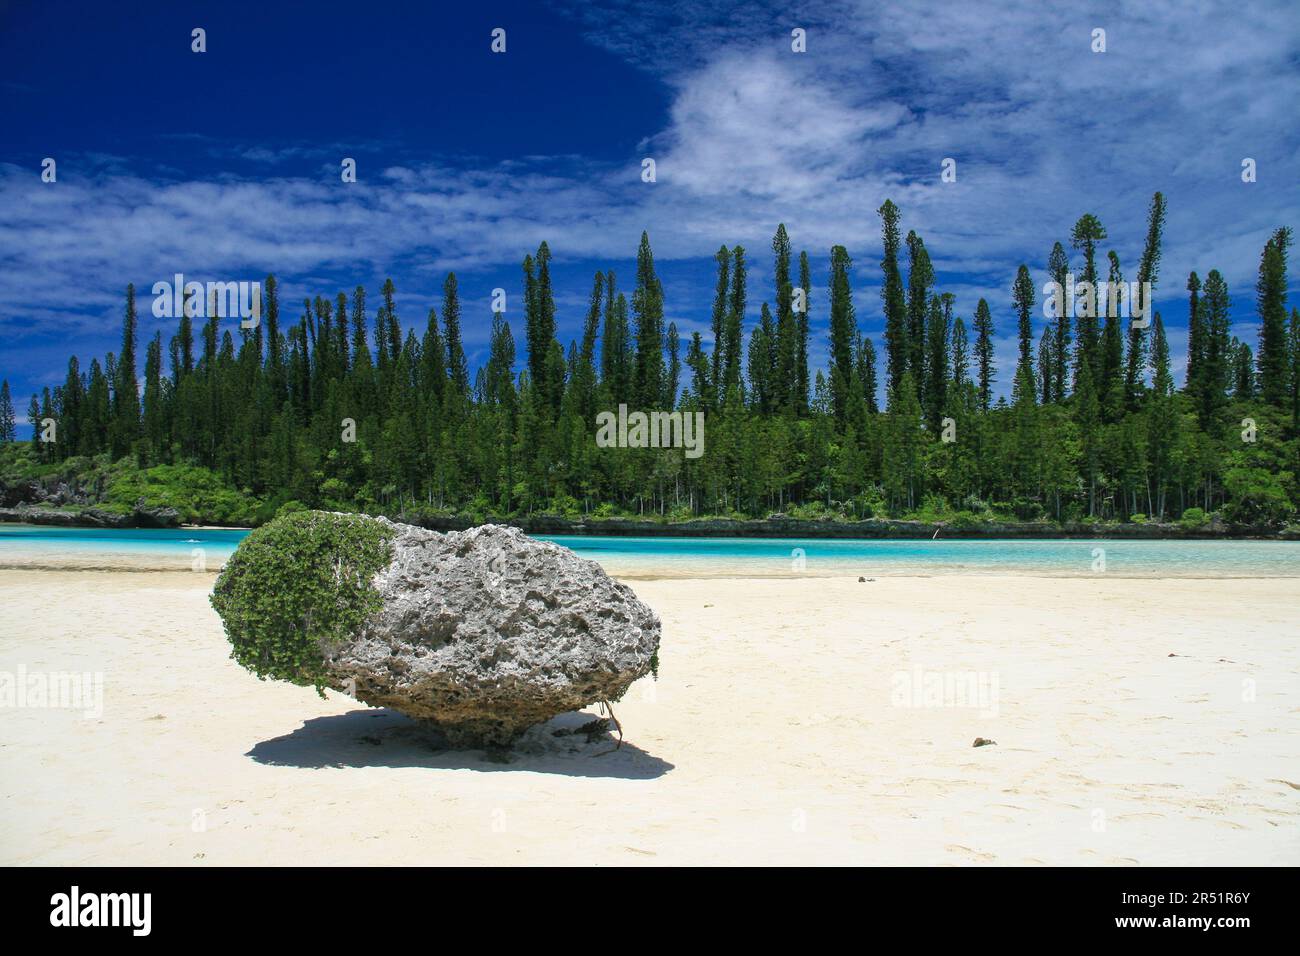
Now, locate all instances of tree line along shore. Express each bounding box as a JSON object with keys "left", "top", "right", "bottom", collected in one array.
[{"left": 1, "top": 195, "right": 1297, "bottom": 535}]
